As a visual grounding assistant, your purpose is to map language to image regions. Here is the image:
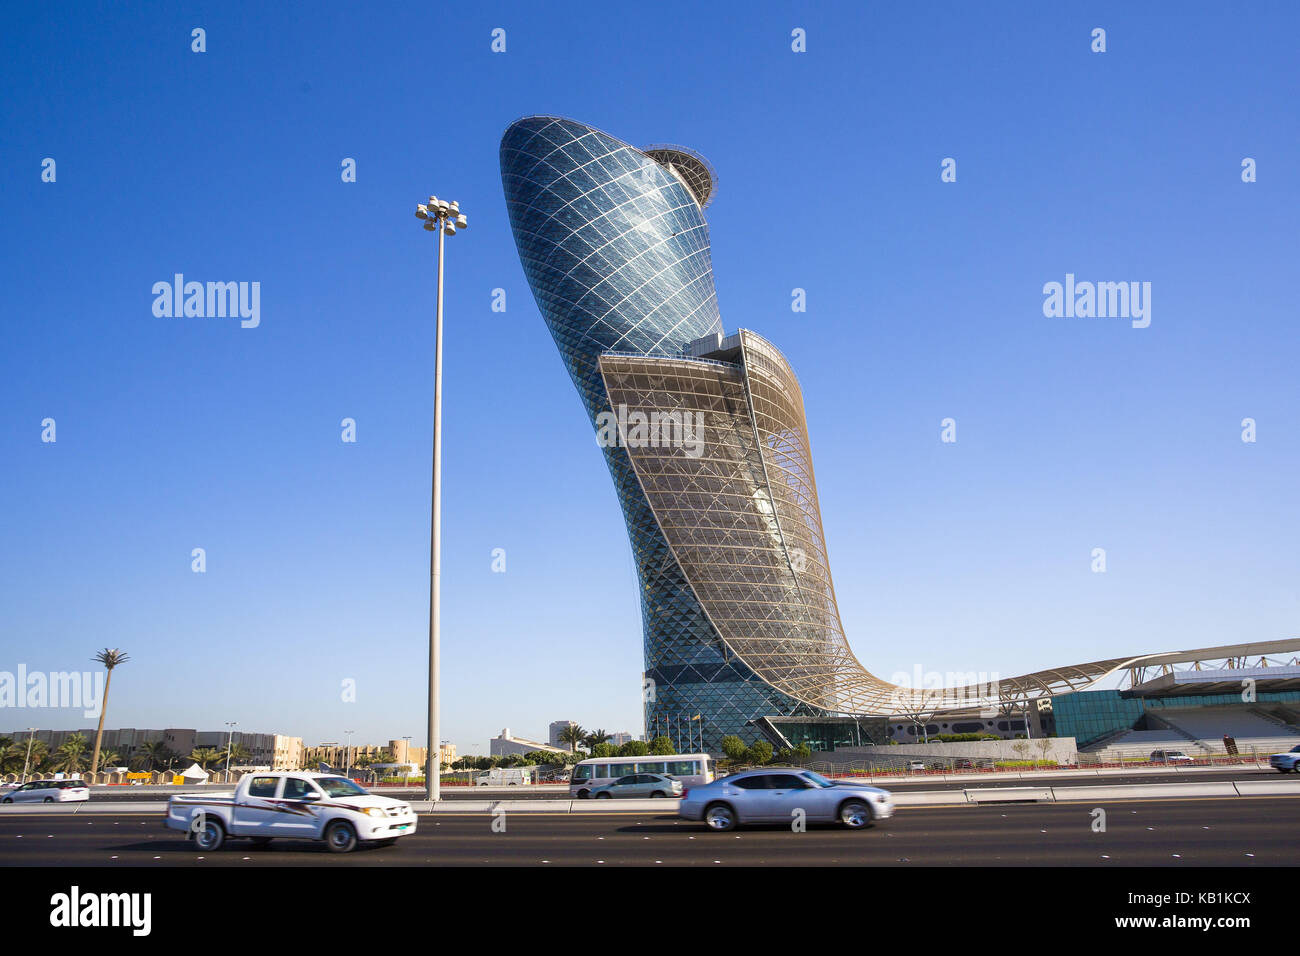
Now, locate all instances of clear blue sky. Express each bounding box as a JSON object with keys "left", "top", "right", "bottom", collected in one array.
[{"left": 3, "top": 2, "right": 1297, "bottom": 755}]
